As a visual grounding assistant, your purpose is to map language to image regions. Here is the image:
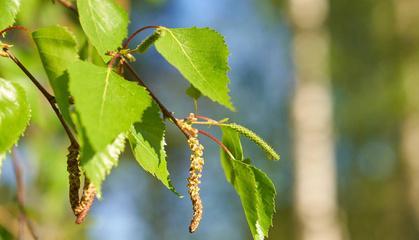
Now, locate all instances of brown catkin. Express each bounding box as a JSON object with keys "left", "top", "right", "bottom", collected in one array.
[
  {"left": 75, "top": 178, "right": 96, "bottom": 224},
  {"left": 178, "top": 113, "right": 205, "bottom": 233},
  {"left": 67, "top": 142, "right": 81, "bottom": 215},
  {"left": 67, "top": 143, "right": 97, "bottom": 223}
]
